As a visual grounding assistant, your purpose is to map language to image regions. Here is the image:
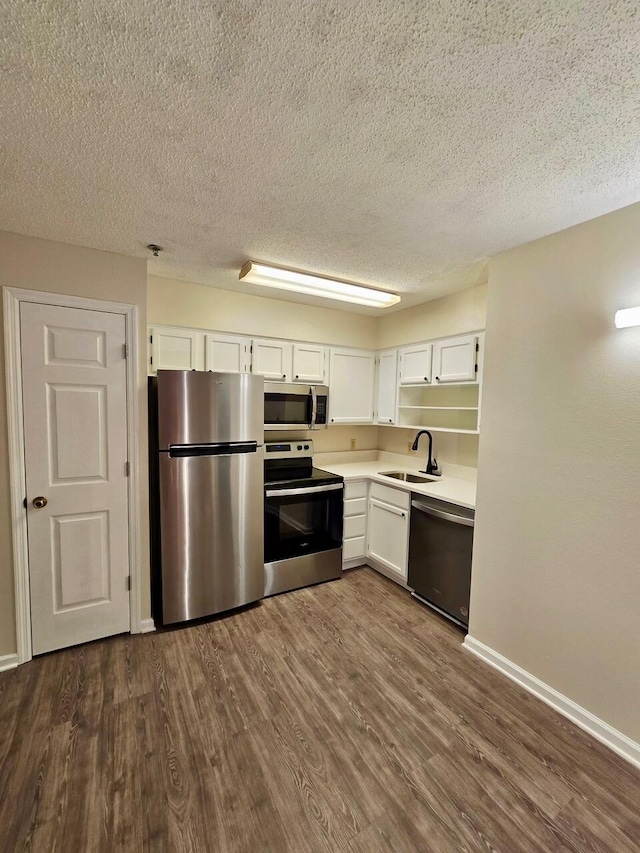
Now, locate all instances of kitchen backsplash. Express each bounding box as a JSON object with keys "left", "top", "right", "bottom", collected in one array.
[
  {"left": 377, "top": 426, "right": 479, "bottom": 468},
  {"left": 266, "top": 425, "right": 479, "bottom": 468}
]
